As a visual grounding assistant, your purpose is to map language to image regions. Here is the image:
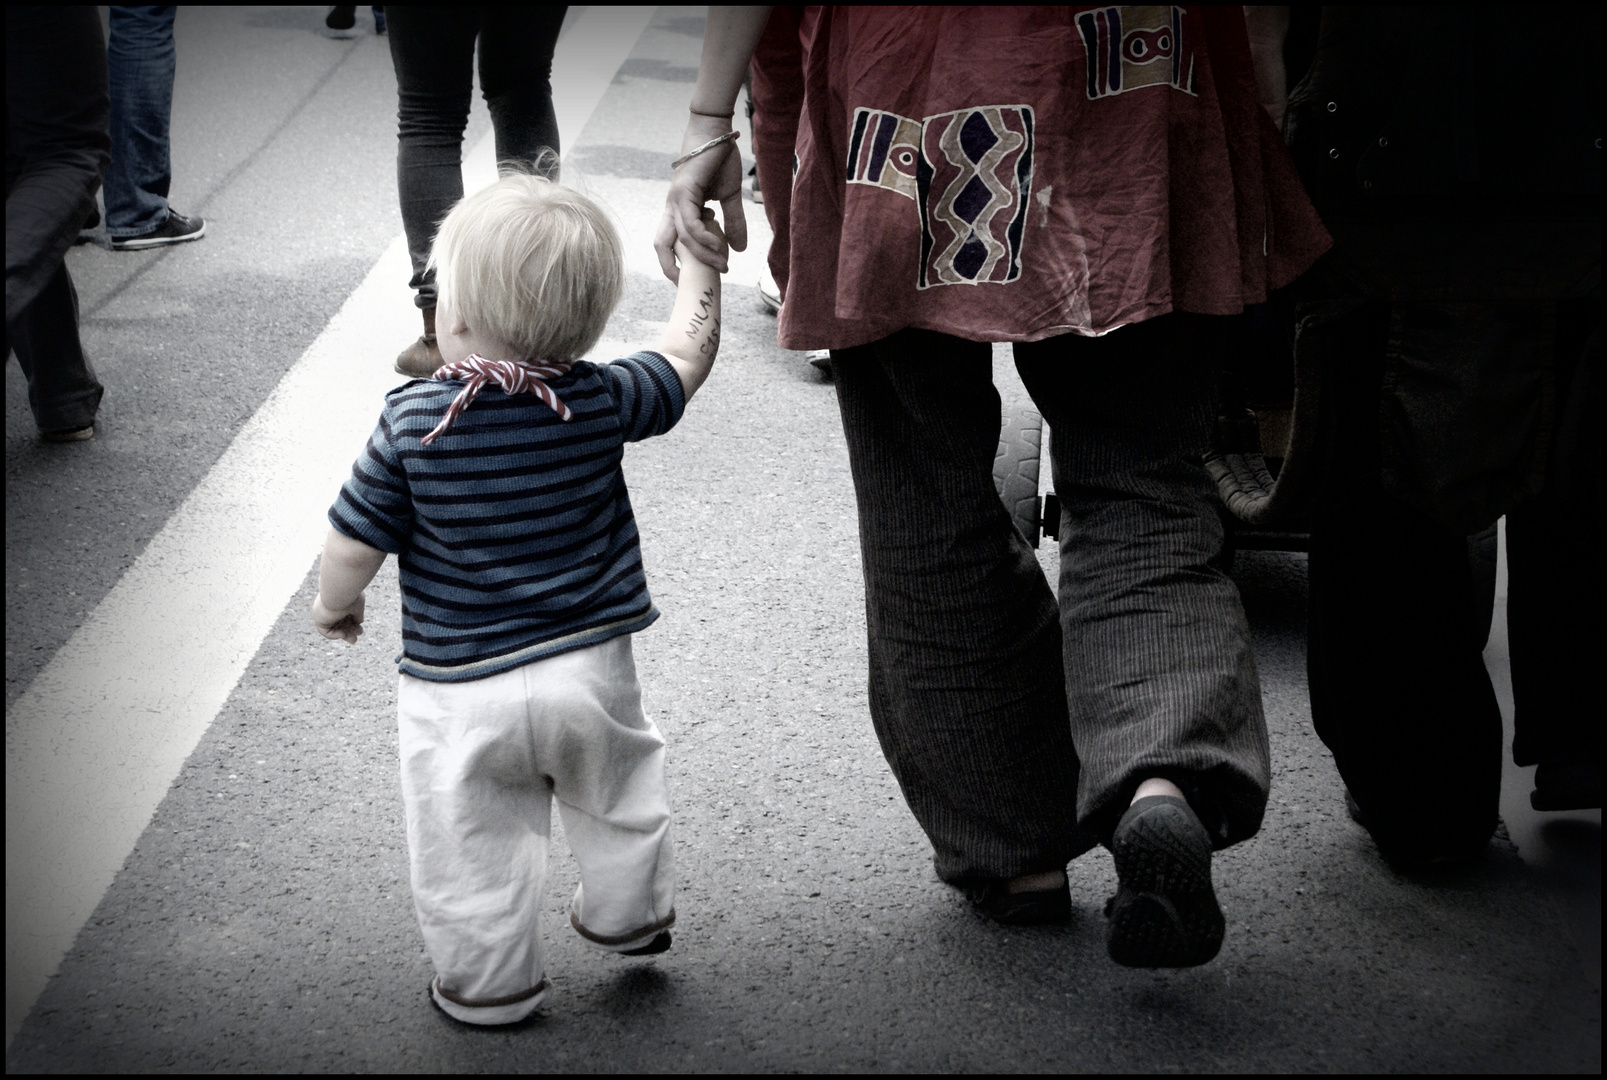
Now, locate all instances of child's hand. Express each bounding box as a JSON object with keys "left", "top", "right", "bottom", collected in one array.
[
  {"left": 676, "top": 207, "right": 728, "bottom": 266},
  {"left": 312, "top": 592, "right": 365, "bottom": 644}
]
